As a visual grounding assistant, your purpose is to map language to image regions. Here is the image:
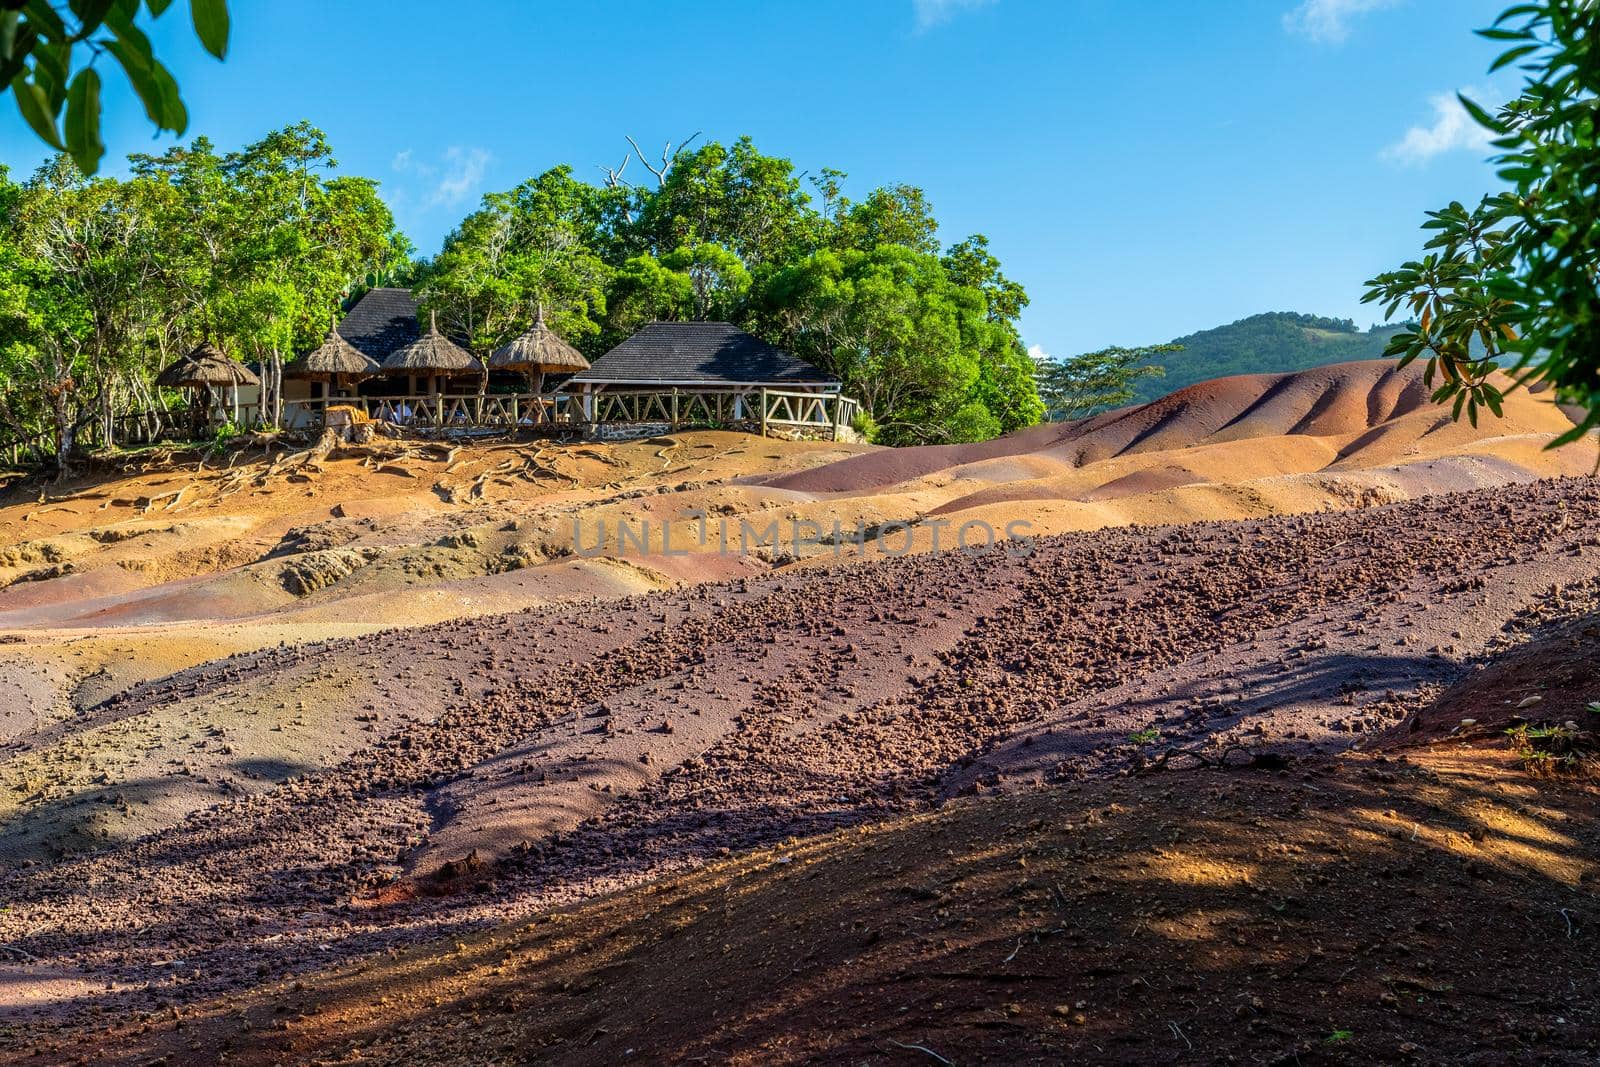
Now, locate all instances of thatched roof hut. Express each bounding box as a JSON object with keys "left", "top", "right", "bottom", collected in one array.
[
  {"left": 381, "top": 310, "right": 483, "bottom": 377},
  {"left": 156, "top": 342, "right": 260, "bottom": 390},
  {"left": 284, "top": 321, "right": 382, "bottom": 382},
  {"left": 489, "top": 305, "right": 590, "bottom": 376},
  {"left": 156, "top": 342, "right": 259, "bottom": 433}
]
